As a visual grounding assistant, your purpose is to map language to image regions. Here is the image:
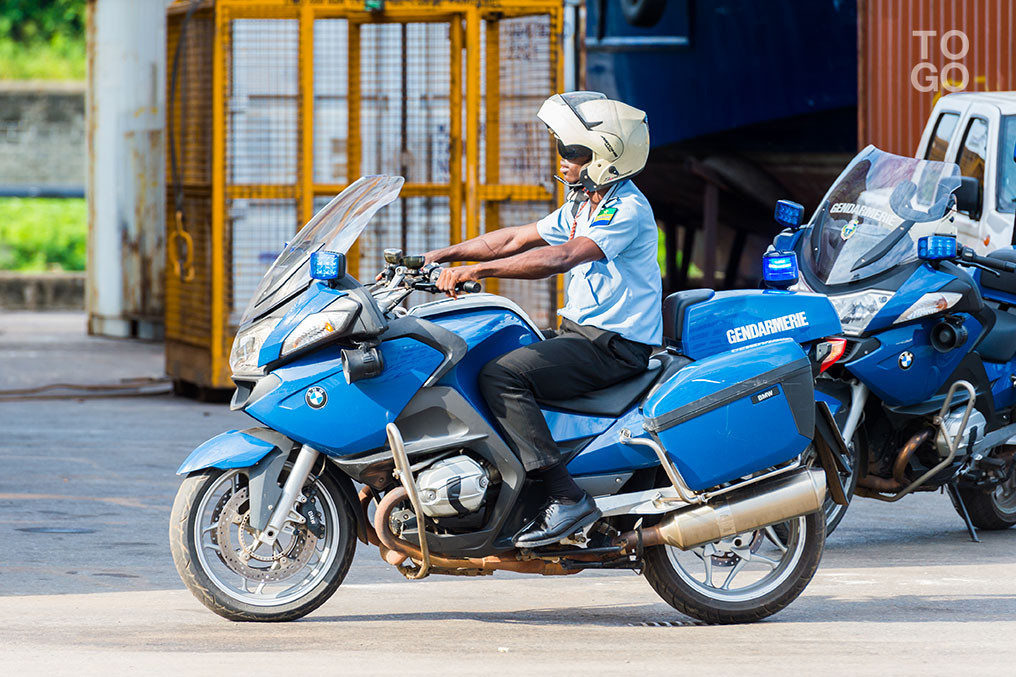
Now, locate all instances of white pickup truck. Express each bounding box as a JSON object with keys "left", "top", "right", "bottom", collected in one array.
[{"left": 916, "top": 92, "right": 1016, "bottom": 254}]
